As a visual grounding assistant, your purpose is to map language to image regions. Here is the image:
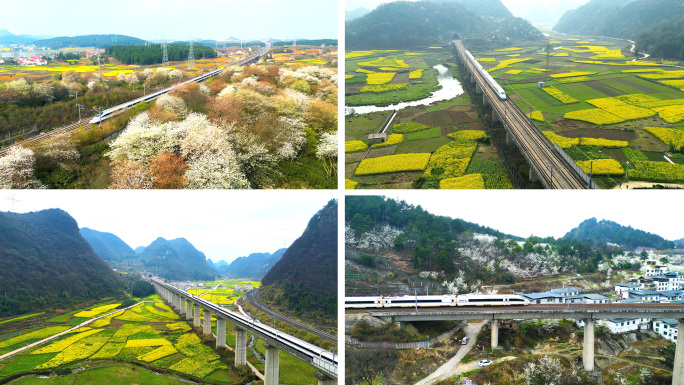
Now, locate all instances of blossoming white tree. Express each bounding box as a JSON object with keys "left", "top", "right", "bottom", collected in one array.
[{"left": 0, "top": 146, "right": 44, "bottom": 189}]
